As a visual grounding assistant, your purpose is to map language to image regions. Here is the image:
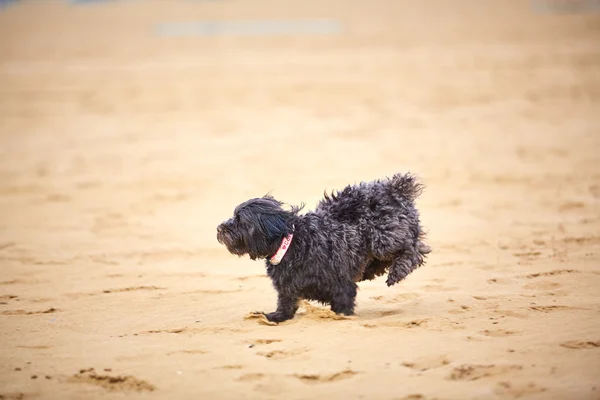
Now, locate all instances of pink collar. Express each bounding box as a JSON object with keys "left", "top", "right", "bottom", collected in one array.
[{"left": 269, "top": 232, "right": 294, "bottom": 265}]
